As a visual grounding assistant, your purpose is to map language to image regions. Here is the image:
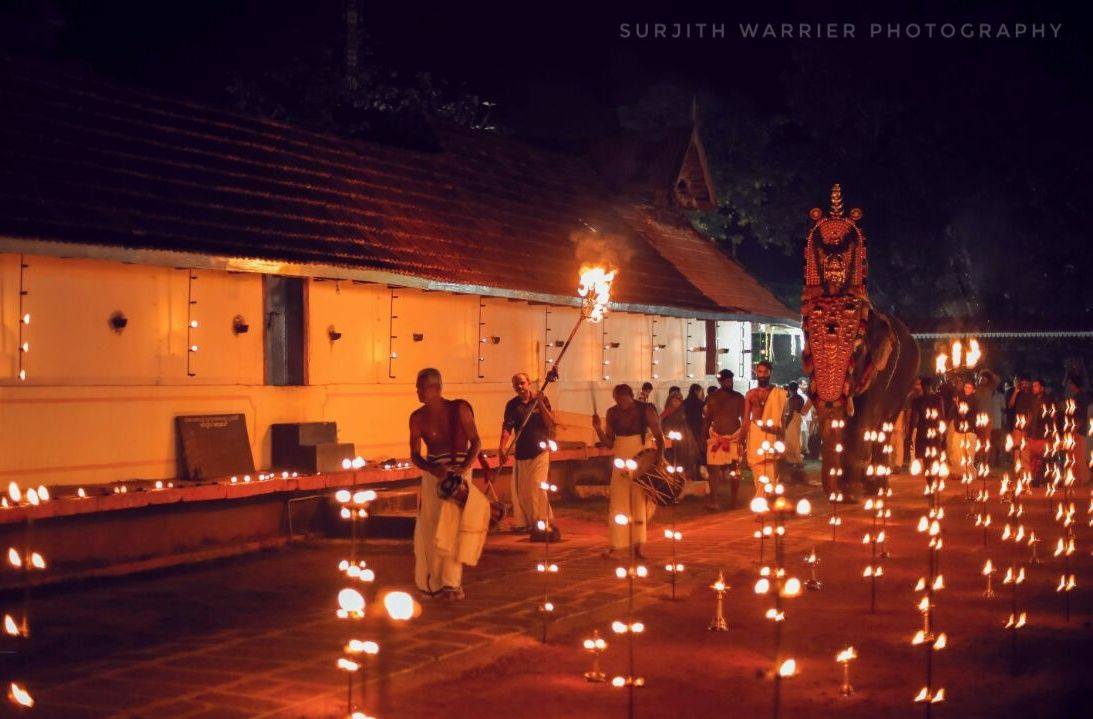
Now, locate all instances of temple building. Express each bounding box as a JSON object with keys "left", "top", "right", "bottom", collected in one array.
[{"left": 0, "top": 64, "right": 795, "bottom": 495}]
